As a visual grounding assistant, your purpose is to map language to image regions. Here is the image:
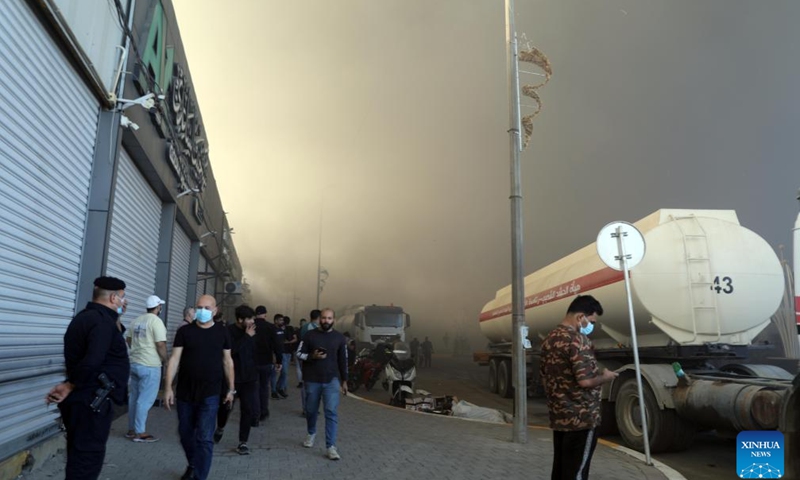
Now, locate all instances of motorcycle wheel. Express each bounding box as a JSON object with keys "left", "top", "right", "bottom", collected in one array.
[{"left": 347, "top": 379, "right": 360, "bottom": 393}]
